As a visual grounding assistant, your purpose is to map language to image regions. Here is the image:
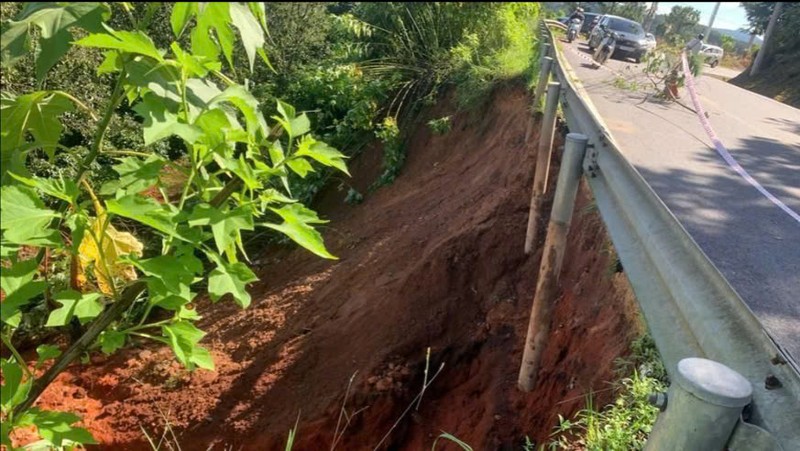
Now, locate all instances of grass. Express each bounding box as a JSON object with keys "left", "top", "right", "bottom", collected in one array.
[
  {"left": 612, "top": 76, "right": 642, "bottom": 92},
  {"left": 432, "top": 432, "right": 473, "bottom": 451},
  {"left": 546, "top": 334, "right": 668, "bottom": 451},
  {"left": 427, "top": 116, "right": 452, "bottom": 135}
]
